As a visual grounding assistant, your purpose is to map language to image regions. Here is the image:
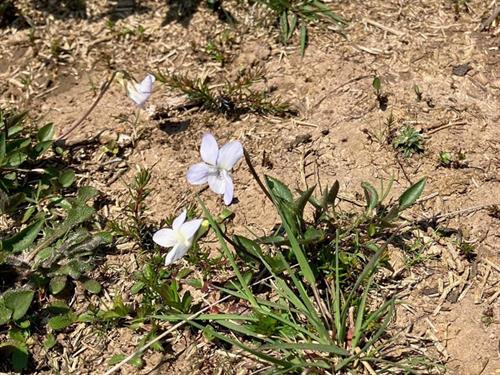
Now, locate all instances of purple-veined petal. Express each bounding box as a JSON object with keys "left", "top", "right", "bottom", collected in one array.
[
  {"left": 186, "top": 162, "right": 210, "bottom": 185},
  {"left": 153, "top": 228, "right": 176, "bottom": 248},
  {"left": 208, "top": 173, "right": 226, "bottom": 195},
  {"left": 172, "top": 209, "right": 187, "bottom": 231},
  {"left": 217, "top": 141, "right": 243, "bottom": 170},
  {"left": 164, "top": 243, "right": 189, "bottom": 265},
  {"left": 180, "top": 218, "right": 203, "bottom": 240},
  {"left": 200, "top": 133, "right": 218, "bottom": 166},
  {"left": 223, "top": 173, "right": 234, "bottom": 205}
]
